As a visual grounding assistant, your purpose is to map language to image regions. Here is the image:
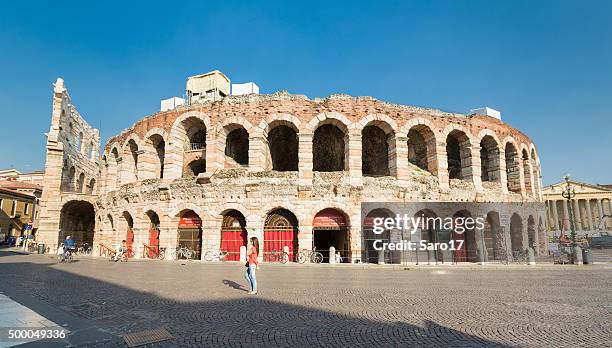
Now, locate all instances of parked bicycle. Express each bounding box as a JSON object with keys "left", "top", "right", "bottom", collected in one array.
[
  {"left": 204, "top": 250, "right": 229, "bottom": 262},
  {"left": 171, "top": 247, "right": 197, "bottom": 260},
  {"left": 298, "top": 247, "right": 323, "bottom": 264},
  {"left": 77, "top": 243, "right": 93, "bottom": 256},
  {"left": 143, "top": 245, "right": 166, "bottom": 260},
  {"left": 267, "top": 249, "right": 289, "bottom": 264}
]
